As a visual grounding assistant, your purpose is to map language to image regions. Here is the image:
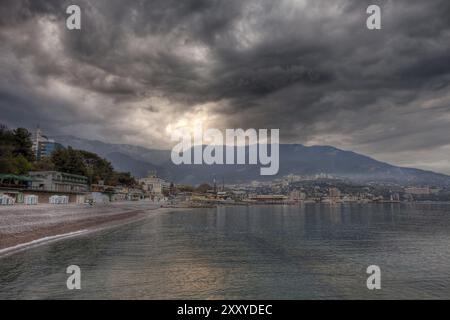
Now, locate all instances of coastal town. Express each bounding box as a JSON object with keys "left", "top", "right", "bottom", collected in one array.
[
  {"left": 1, "top": 126, "right": 449, "bottom": 208},
  {"left": 2, "top": 170, "right": 449, "bottom": 207}
]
